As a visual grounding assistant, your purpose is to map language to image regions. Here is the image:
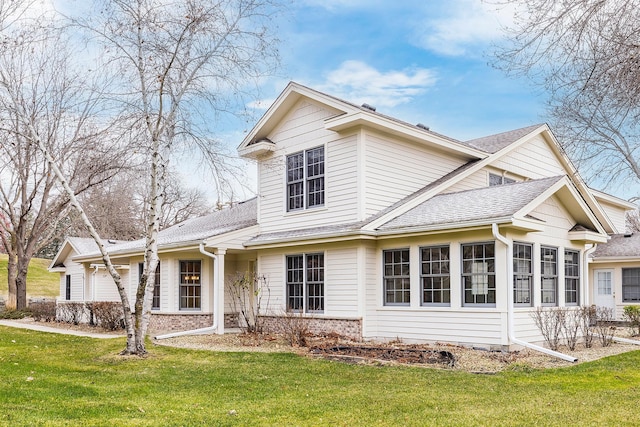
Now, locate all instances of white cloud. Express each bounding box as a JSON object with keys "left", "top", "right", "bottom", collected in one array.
[
  {"left": 319, "top": 60, "right": 437, "bottom": 109},
  {"left": 414, "top": 0, "right": 516, "bottom": 56}
]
